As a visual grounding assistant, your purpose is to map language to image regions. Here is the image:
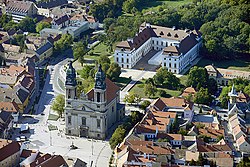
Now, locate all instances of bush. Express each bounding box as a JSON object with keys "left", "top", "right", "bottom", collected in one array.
[{"left": 140, "top": 100, "right": 151, "bottom": 110}]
